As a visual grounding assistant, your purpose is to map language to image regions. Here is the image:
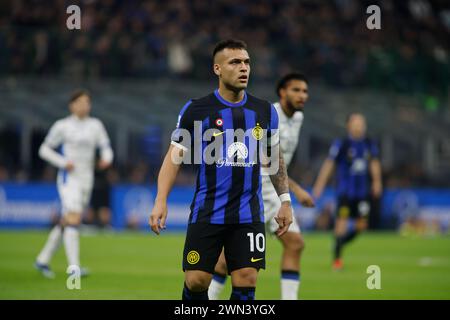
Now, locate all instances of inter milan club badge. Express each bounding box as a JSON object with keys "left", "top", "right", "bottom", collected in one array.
[
  {"left": 215, "top": 118, "right": 223, "bottom": 127},
  {"left": 252, "top": 123, "right": 263, "bottom": 140}
]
